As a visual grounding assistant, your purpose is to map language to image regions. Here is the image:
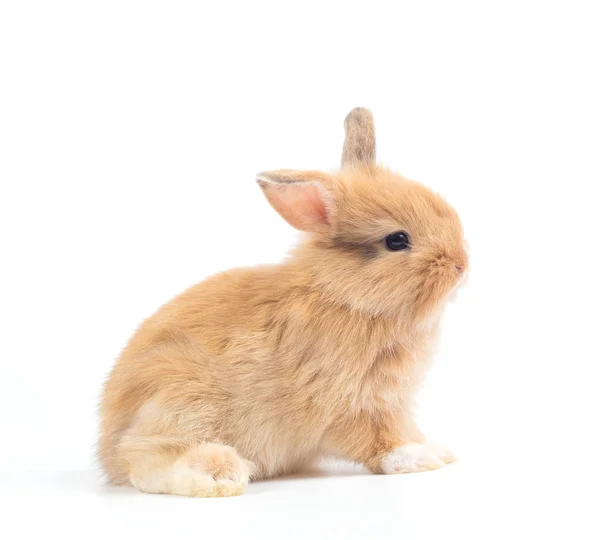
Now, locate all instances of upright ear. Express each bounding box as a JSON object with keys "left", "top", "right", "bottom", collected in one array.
[
  {"left": 256, "top": 170, "right": 334, "bottom": 232},
  {"left": 341, "top": 107, "right": 376, "bottom": 168}
]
